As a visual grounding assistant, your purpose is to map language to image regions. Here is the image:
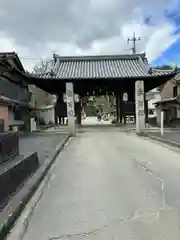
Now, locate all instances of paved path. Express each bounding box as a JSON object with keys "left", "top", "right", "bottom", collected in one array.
[
  {"left": 19, "top": 130, "right": 68, "bottom": 165},
  {"left": 148, "top": 130, "right": 180, "bottom": 144},
  {"left": 82, "top": 116, "right": 111, "bottom": 126},
  {"left": 8, "top": 129, "right": 180, "bottom": 239}
]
